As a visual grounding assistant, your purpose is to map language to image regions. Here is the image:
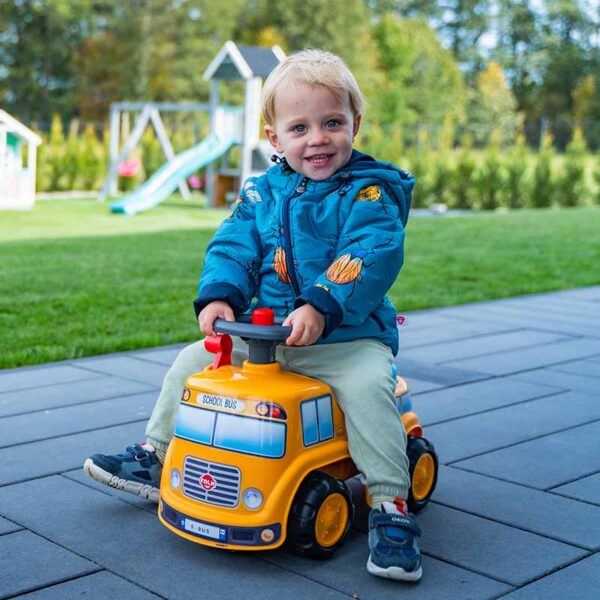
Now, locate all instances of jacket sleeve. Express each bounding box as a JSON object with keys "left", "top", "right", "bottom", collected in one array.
[
  {"left": 295, "top": 182, "right": 407, "bottom": 337},
  {"left": 193, "top": 179, "right": 263, "bottom": 317}
]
